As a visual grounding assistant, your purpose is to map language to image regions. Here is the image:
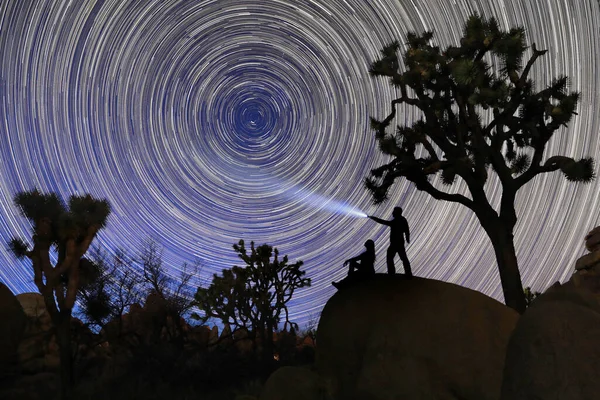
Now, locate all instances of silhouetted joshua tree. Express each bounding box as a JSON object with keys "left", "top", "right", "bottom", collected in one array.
[
  {"left": 366, "top": 15, "right": 594, "bottom": 313},
  {"left": 194, "top": 240, "right": 311, "bottom": 363},
  {"left": 9, "top": 190, "right": 110, "bottom": 399}
]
